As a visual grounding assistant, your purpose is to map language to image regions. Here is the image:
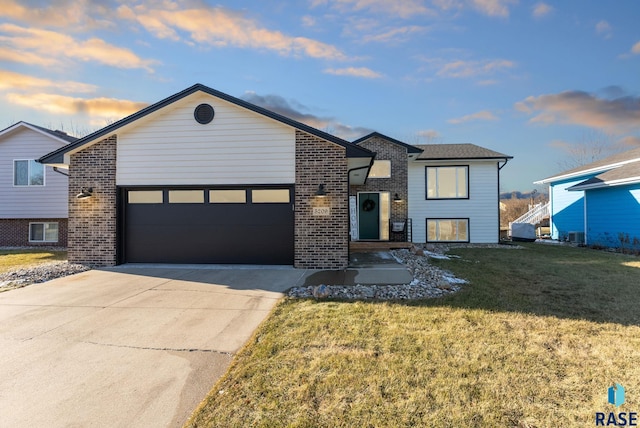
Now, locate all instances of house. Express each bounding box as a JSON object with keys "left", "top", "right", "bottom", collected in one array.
[
  {"left": 351, "top": 133, "right": 512, "bottom": 245},
  {"left": 39, "top": 84, "right": 511, "bottom": 269},
  {"left": 0, "top": 122, "right": 76, "bottom": 247},
  {"left": 535, "top": 147, "right": 640, "bottom": 247}
]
